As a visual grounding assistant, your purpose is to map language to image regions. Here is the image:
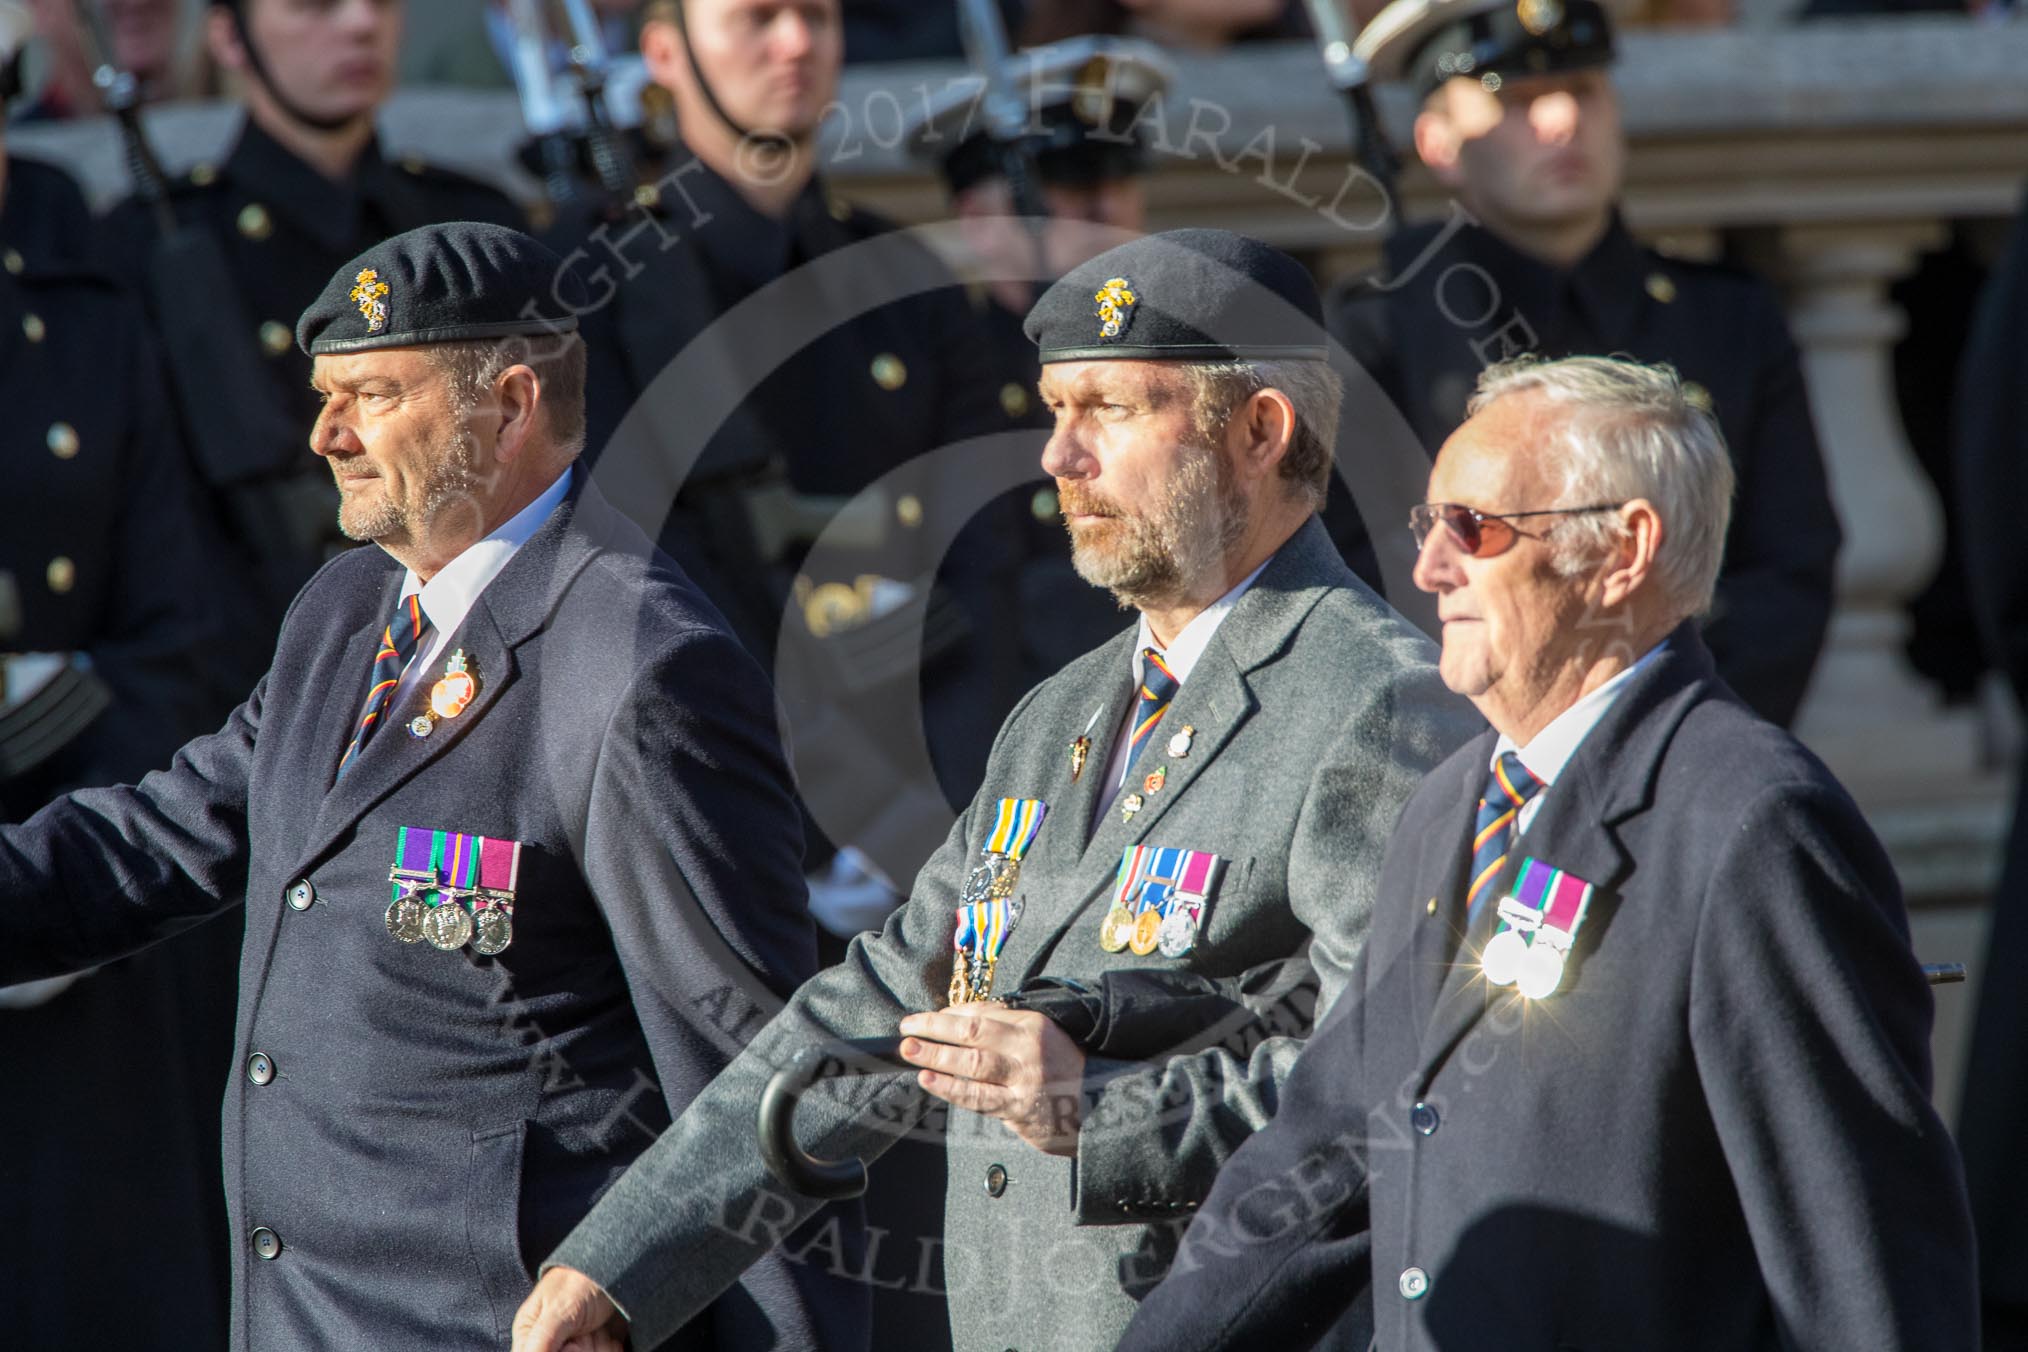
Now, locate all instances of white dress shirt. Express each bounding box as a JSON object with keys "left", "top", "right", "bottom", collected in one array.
[
  {"left": 1497, "top": 640, "right": 1666, "bottom": 834},
  {"left": 389, "top": 468, "right": 572, "bottom": 707},
  {"left": 1092, "top": 558, "right": 1273, "bottom": 820}
]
